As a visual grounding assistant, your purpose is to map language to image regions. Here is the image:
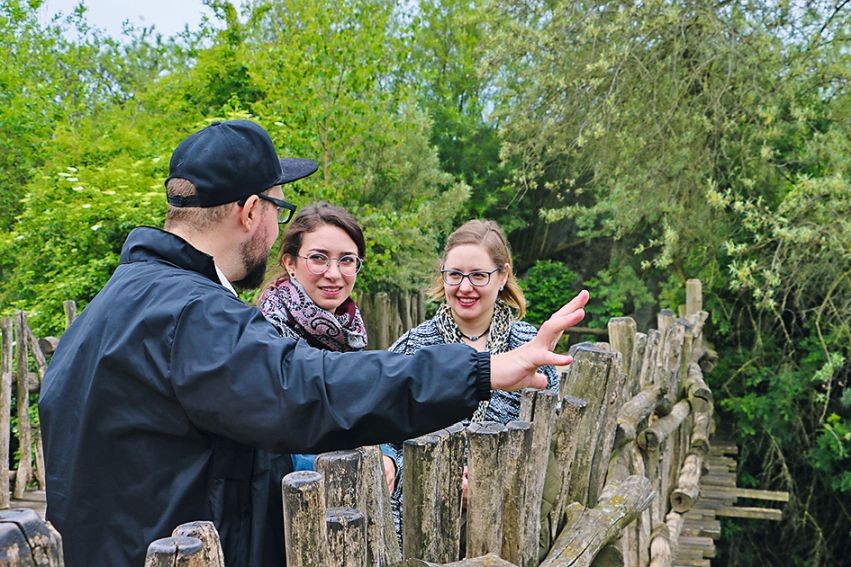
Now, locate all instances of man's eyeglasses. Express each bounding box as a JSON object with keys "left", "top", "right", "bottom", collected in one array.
[
  {"left": 440, "top": 267, "right": 500, "bottom": 287},
  {"left": 256, "top": 194, "right": 297, "bottom": 224},
  {"left": 299, "top": 253, "right": 364, "bottom": 276},
  {"left": 238, "top": 194, "right": 297, "bottom": 224}
]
